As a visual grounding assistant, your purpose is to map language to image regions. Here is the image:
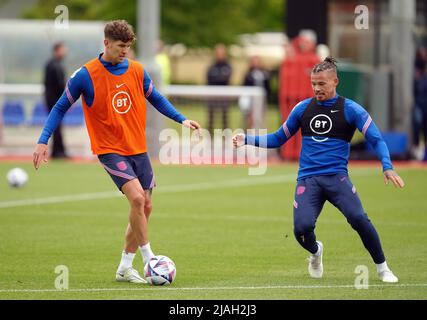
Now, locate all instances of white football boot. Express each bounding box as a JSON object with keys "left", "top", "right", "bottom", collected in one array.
[
  {"left": 308, "top": 241, "right": 323, "bottom": 278},
  {"left": 378, "top": 270, "right": 399, "bottom": 283},
  {"left": 116, "top": 267, "right": 147, "bottom": 284}
]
